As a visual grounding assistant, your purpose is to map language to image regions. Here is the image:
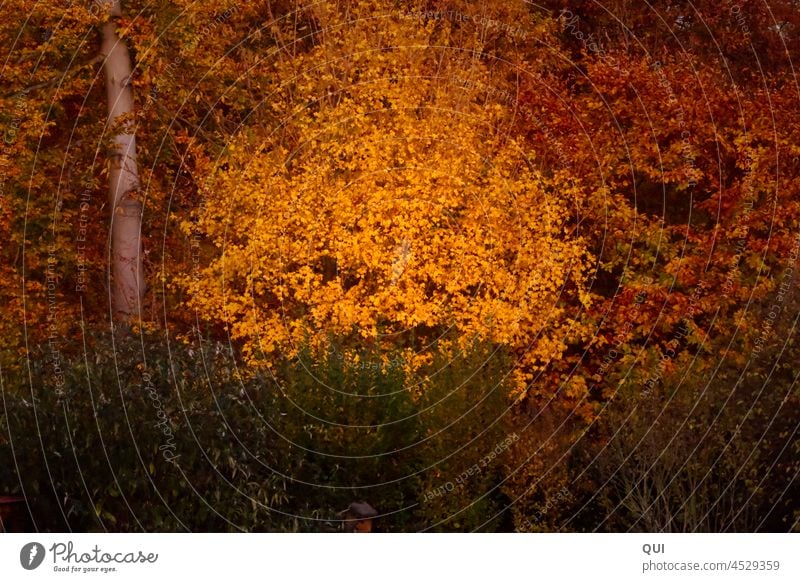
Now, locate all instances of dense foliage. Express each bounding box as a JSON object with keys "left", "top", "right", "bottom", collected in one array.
[{"left": 1, "top": 0, "right": 798, "bottom": 531}]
